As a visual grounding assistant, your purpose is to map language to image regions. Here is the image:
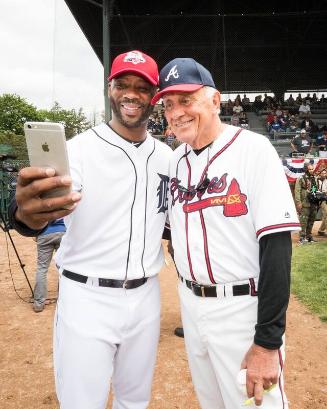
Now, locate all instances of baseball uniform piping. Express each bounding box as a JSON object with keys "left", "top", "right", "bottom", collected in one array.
[
  {"left": 199, "top": 210, "right": 216, "bottom": 284},
  {"left": 141, "top": 139, "right": 156, "bottom": 277},
  {"left": 200, "top": 128, "right": 243, "bottom": 181},
  {"left": 91, "top": 128, "right": 137, "bottom": 282},
  {"left": 256, "top": 223, "right": 301, "bottom": 237},
  {"left": 185, "top": 146, "right": 196, "bottom": 281}
]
